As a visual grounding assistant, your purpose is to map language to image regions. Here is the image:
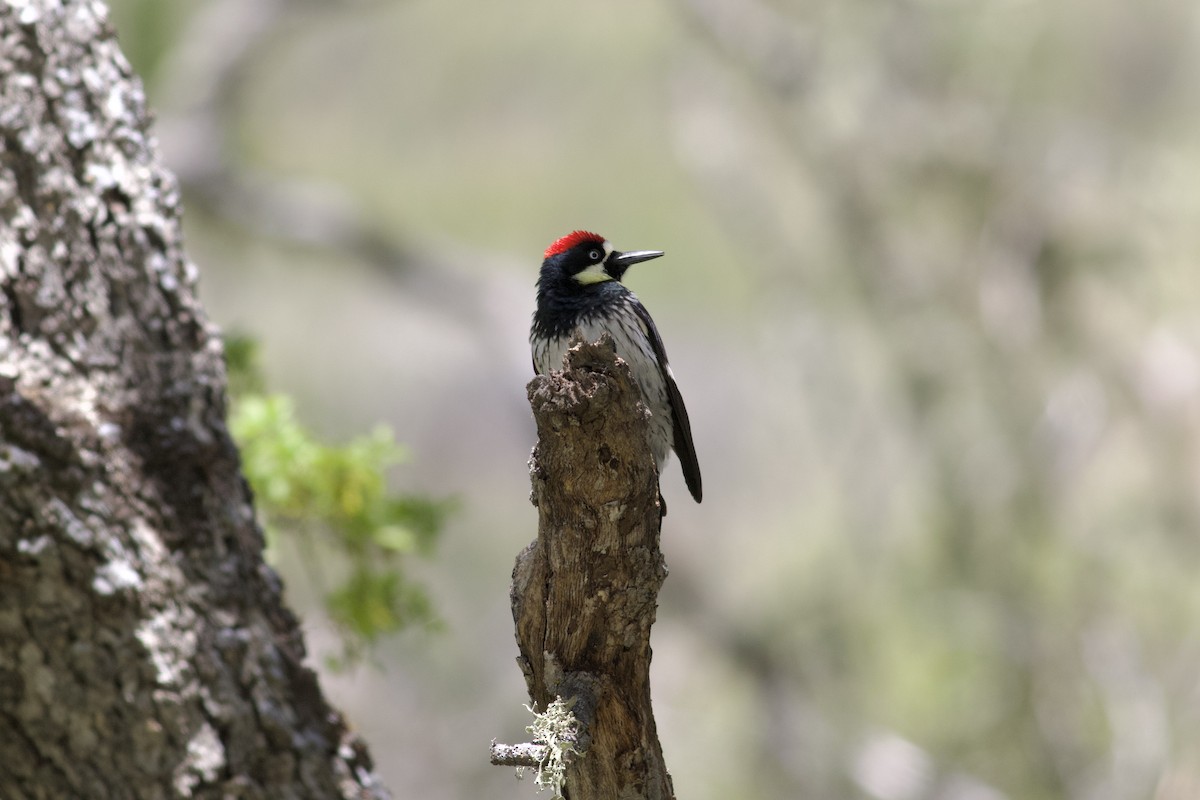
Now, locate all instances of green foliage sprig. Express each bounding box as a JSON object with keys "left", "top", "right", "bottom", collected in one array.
[{"left": 225, "top": 334, "right": 450, "bottom": 664}]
